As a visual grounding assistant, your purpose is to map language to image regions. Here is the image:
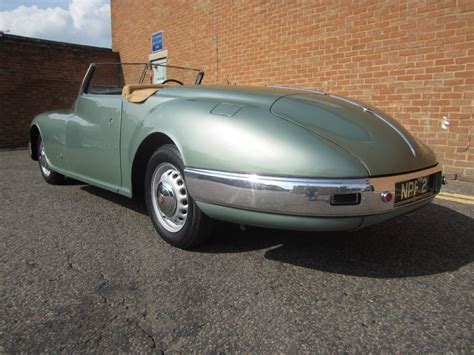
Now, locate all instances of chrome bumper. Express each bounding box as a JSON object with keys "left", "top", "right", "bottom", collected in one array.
[{"left": 184, "top": 165, "right": 443, "bottom": 217}]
